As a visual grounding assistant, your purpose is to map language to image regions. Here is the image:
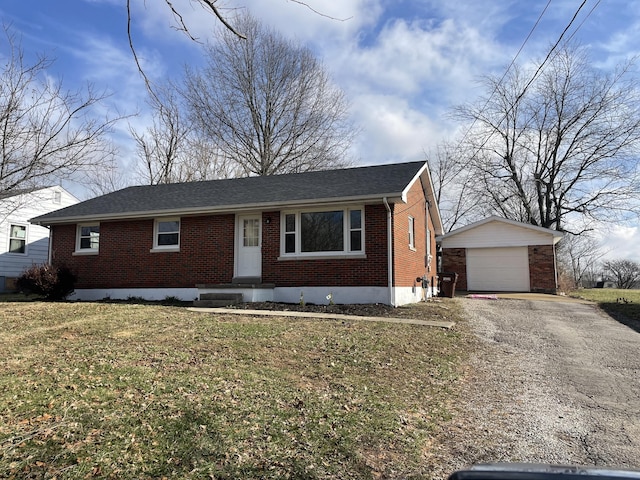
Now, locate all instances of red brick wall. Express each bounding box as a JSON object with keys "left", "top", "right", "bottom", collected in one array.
[
  {"left": 529, "top": 244, "right": 558, "bottom": 293},
  {"left": 391, "top": 180, "right": 437, "bottom": 288},
  {"left": 52, "top": 205, "right": 390, "bottom": 290},
  {"left": 51, "top": 215, "right": 236, "bottom": 289},
  {"left": 261, "top": 204, "right": 388, "bottom": 287},
  {"left": 441, "top": 248, "right": 468, "bottom": 290}
]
